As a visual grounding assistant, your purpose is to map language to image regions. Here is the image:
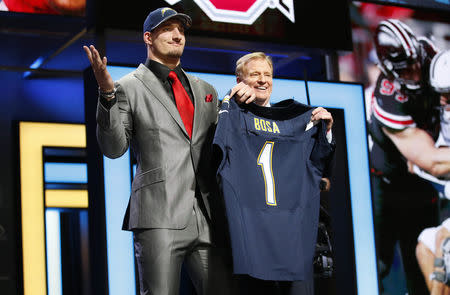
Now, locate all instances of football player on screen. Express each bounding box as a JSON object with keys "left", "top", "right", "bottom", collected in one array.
[
  {"left": 0, "top": 0, "right": 85, "bottom": 15},
  {"left": 415, "top": 49, "right": 450, "bottom": 295},
  {"left": 369, "top": 19, "right": 450, "bottom": 294}
]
